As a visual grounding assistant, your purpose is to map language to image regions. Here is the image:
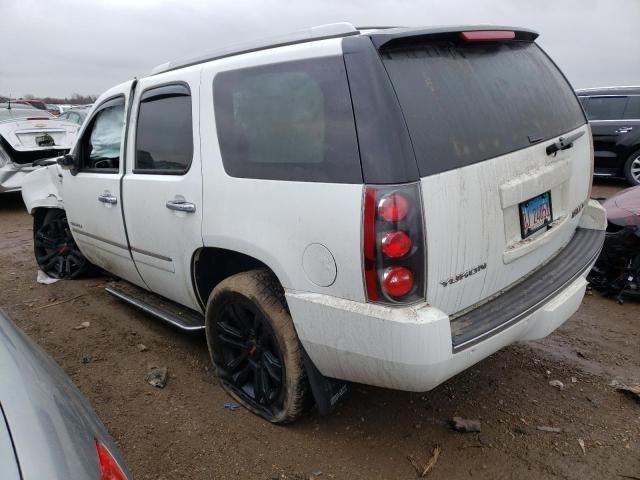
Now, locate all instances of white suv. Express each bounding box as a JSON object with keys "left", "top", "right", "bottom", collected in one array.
[{"left": 21, "top": 24, "right": 606, "bottom": 423}]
